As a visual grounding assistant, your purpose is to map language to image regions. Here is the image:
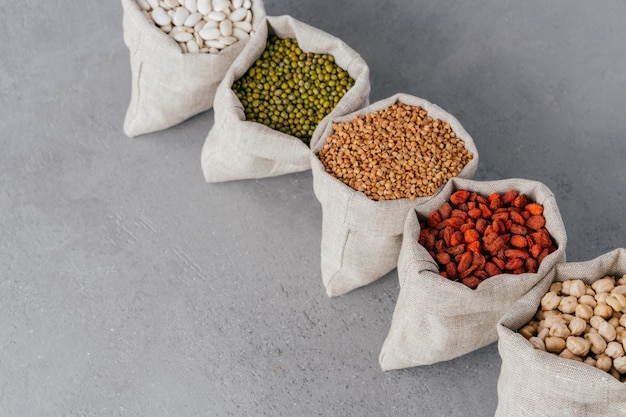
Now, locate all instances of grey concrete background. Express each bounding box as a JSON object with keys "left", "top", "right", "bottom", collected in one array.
[{"left": 2, "top": 0, "right": 625, "bottom": 416}]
